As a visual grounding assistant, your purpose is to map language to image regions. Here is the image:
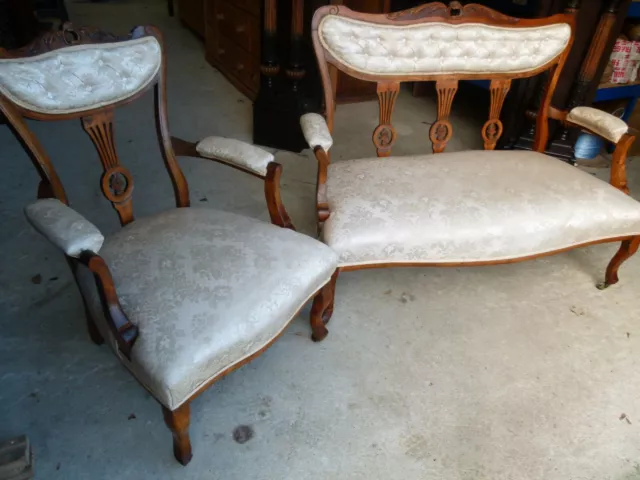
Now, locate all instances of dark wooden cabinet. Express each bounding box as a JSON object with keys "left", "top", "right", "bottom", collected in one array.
[
  {"left": 204, "top": 0, "right": 261, "bottom": 99},
  {"left": 178, "top": 0, "right": 205, "bottom": 37}
]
